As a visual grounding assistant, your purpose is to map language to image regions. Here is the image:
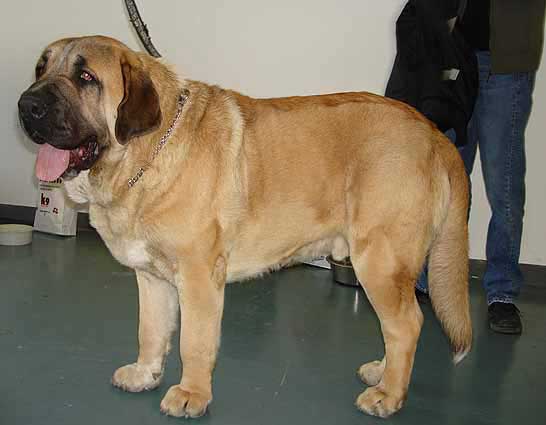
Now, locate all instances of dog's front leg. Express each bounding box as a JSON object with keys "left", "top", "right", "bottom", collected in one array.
[
  {"left": 112, "top": 270, "right": 178, "bottom": 392},
  {"left": 160, "top": 255, "right": 226, "bottom": 418}
]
